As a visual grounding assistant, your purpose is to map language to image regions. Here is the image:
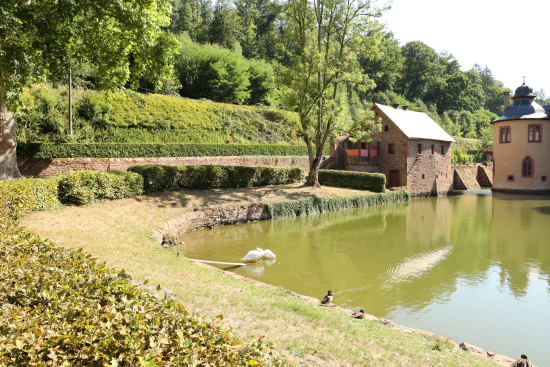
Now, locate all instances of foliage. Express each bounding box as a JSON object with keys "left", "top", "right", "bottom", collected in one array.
[
  {"left": 318, "top": 170, "right": 386, "bottom": 193},
  {"left": 0, "top": 222, "right": 289, "bottom": 366},
  {"left": 276, "top": 0, "right": 386, "bottom": 185},
  {"left": 267, "top": 189, "right": 410, "bottom": 219},
  {"left": 128, "top": 165, "right": 305, "bottom": 192},
  {"left": 0, "top": 0, "right": 177, "bottom": 111},
  {"left": 17, "top": 143, "right": 327, "bottom": 159},
  {"left": 17, "top": 87, "right": 300, "bottom": 145},
  {"left": 451, "top": 136, "right": 481, "bottom": 151},
  {"left": 0, "top": 178, "right": 60, "bottom": 221},
  {"left": 57, "top": 171, "right": 144, "bottom": 206},
  {"left": 451, "top": 150, "right": 470, "bottom": 165},
  {"left": 174, "top": 35, "right": 277, "bottom": 106}
]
